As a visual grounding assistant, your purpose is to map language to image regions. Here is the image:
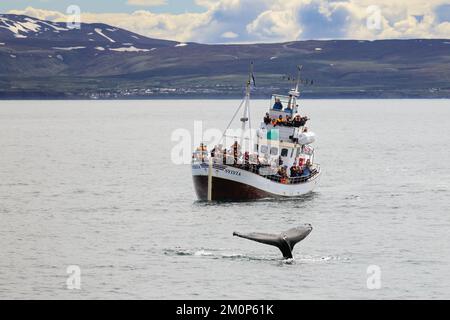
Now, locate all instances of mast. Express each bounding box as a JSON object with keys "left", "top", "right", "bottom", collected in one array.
[
  {"left": 289, "top": 65, "right": 302, "bottom": 113},
  {"left": 294, "top": 65, "right": 302, "bottom": 96},
  {"left": 240, "top": 62, "right": 253, "bottom": 147}
]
